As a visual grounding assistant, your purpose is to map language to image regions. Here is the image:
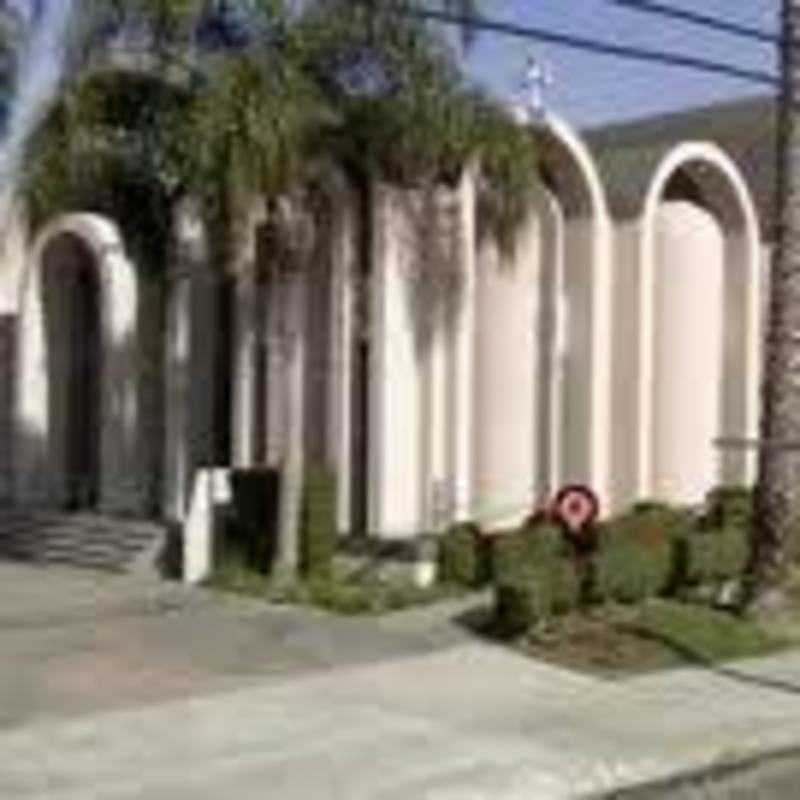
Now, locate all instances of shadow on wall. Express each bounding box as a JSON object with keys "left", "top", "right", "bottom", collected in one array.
[
  {"left": 394, "top": 185, "right": 467, "bottom": 361},
  {"left": 14, "top": 290, "right": 168, "bottom": 517}
]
